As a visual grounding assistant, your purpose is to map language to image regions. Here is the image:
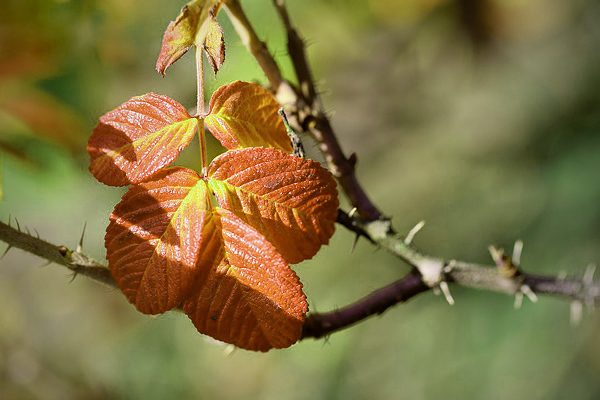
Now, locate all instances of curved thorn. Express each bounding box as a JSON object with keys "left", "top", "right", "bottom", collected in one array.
[
  {"left": 68, "top": 272, "right": 78, "bottom": 283},
  {"left": 405, "top": 220, "right": 425, "bottom": 245},
  {"left": 1, "top": 245, "right": 13, "bottom": 259},
  {"left": 347, "top": 207, "right": 358, "bottom": 219},
  {"left": 77, "top": 222, "right": 87, "bottom": 253},
  {"left": 439, "top": 281, "right": 455, "bottom": 305},
  {"left": 521, "top": 284, "right": 538, "bottom": 303}
]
